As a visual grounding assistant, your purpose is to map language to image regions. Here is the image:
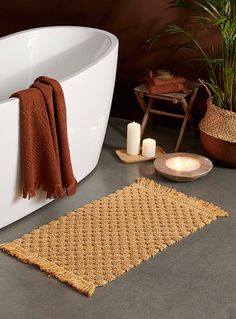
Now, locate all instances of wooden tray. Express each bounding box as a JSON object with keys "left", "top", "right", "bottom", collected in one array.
[{"left": 115, "top": 146, "right": 166, "bottom": 164}]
